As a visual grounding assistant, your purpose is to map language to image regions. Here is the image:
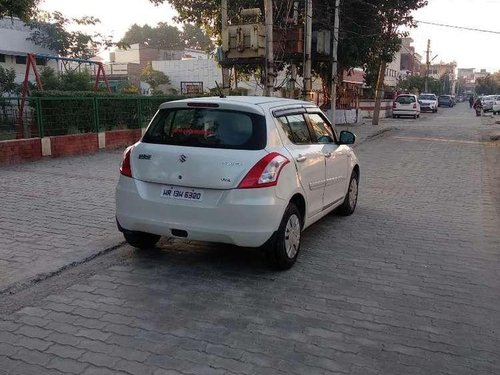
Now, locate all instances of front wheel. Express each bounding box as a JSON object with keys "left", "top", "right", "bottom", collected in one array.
[
  {"left": 337, "top": 171, "right": 359, "bottom": 216},
  {"left": 266, "top": 203, "right": 302, "bottom": 270},
  {"left": 123, "top": 231, "right": 161, "bottom": 249}
]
